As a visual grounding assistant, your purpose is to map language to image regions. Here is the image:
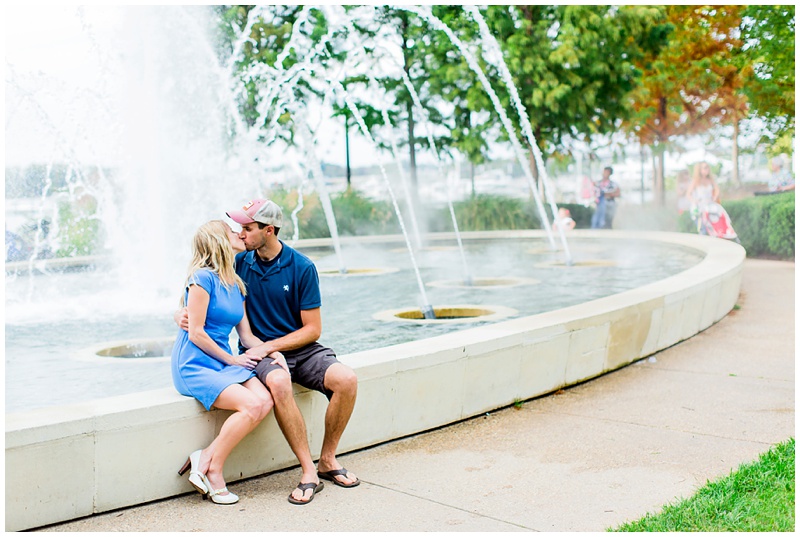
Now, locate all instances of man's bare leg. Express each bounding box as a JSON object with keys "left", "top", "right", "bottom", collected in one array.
[
  {"left": 317, "top": 363, "right": 359, "bottom": 486},
  {"left": 264, "top": 369, "right": 319, "bottom": 502}
]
